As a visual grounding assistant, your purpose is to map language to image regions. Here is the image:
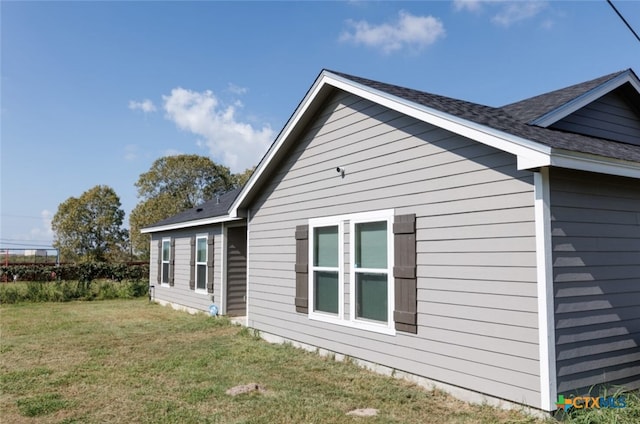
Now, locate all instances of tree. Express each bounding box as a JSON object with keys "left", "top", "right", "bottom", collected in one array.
[
  {"left": 129, "top": 155, "right": 235, "bottom": 259},
  {"left": 231, "top": 166, "right": 255, "bottom": 188},
  {"left": 52, "top": 185, "right": 129, "bottom": 262}
]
